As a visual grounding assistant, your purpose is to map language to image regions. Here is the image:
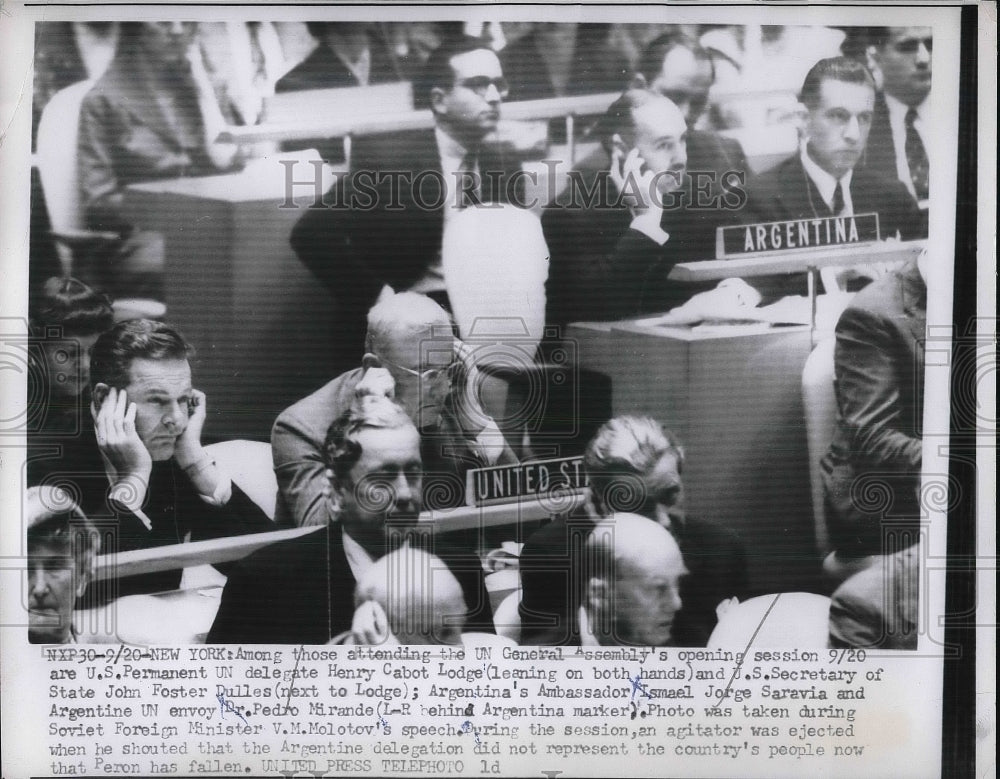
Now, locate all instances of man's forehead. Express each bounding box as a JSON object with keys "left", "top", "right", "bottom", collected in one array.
[
  {"left": 449, "top": 48, "right": 502, "bottom": 80},
  {"left": 634, "top": 97, "right": 687, "bottom": 138},
  {"left": 125, "top": 358, "right": 192, "bottom": 391},
  {"left": 816, "top": 78, "right": 874, "bottom": 110},
  {"left": 355, "top": 425, "right": 421, "bottom": 463},
  {"left": 888, "top": 26, "right": 932, "bottom": 44}
]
